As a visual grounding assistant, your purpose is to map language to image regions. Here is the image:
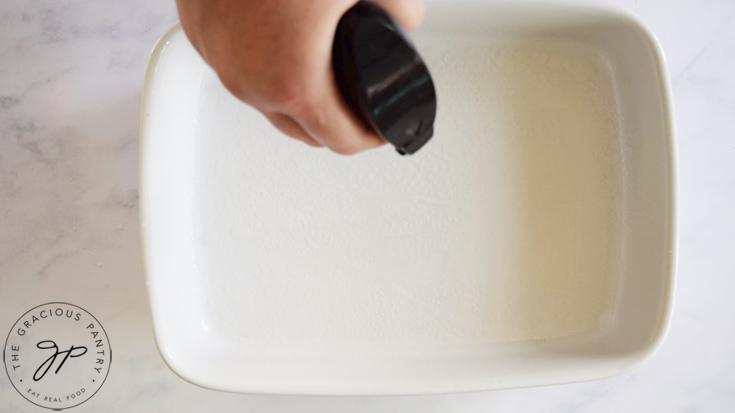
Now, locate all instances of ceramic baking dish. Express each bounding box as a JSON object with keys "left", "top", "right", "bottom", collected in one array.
[{"left": 140, "top": 0, "right": 675, "bottom": 394}]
